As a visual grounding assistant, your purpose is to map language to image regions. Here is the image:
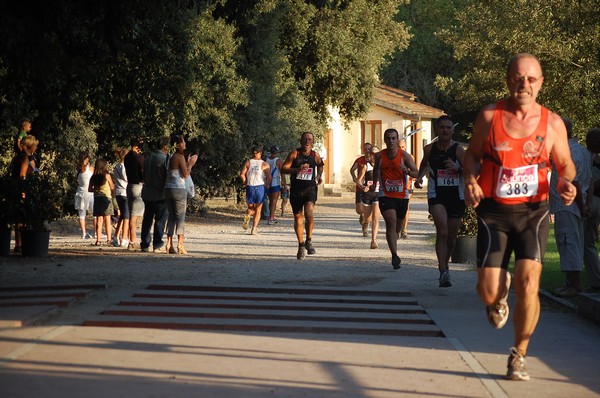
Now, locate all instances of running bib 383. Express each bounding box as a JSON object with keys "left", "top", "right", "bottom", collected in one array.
[{"left": 495, "top": 165, "right": 538, "bottom": 198}]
